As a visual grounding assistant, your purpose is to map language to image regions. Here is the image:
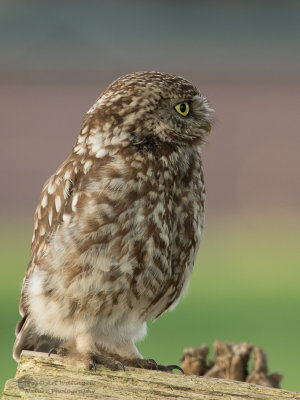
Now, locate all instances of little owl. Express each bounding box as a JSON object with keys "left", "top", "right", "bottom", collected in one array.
[{"left": 13, "top": 71, "right": 212, "bottom": 371}]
